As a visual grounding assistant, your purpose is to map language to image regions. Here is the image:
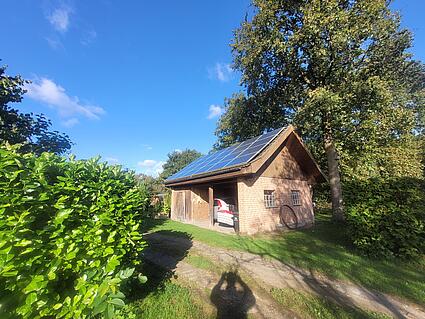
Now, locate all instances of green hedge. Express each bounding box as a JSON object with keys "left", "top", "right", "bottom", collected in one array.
[
  {"left": 345, "top": 177, "right": 425, "bottom": 258},
  {"left": 0, "top": 147, "right": 149, "bottom": 318}
]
